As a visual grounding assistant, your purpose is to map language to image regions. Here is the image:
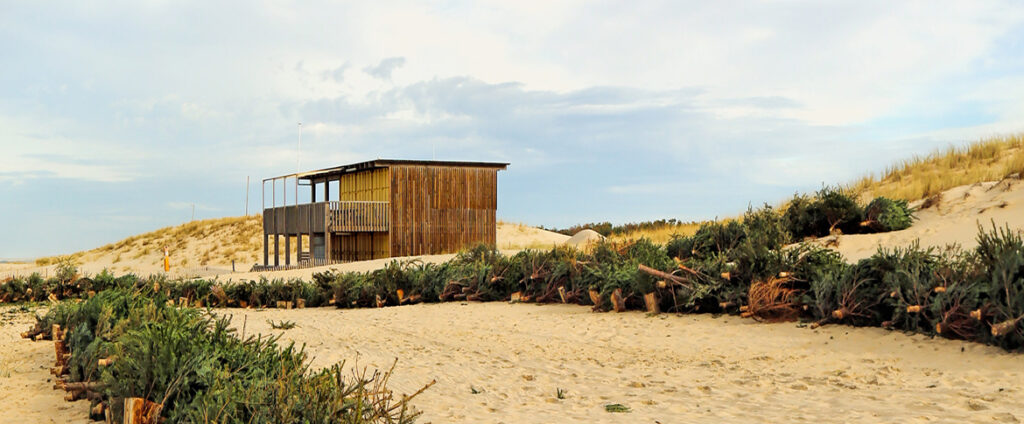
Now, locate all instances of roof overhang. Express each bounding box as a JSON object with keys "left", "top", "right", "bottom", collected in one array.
[{"left": 264, "top": 159, "right": 509, "bottom": 182}]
